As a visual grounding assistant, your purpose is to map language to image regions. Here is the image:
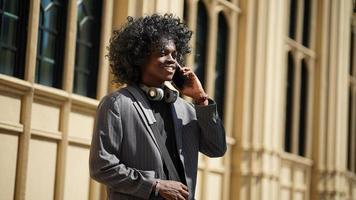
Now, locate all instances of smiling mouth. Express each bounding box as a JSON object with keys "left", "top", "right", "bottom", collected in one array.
[{"left": 164, "top": 65, "right": 176, "bottom": 71}]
